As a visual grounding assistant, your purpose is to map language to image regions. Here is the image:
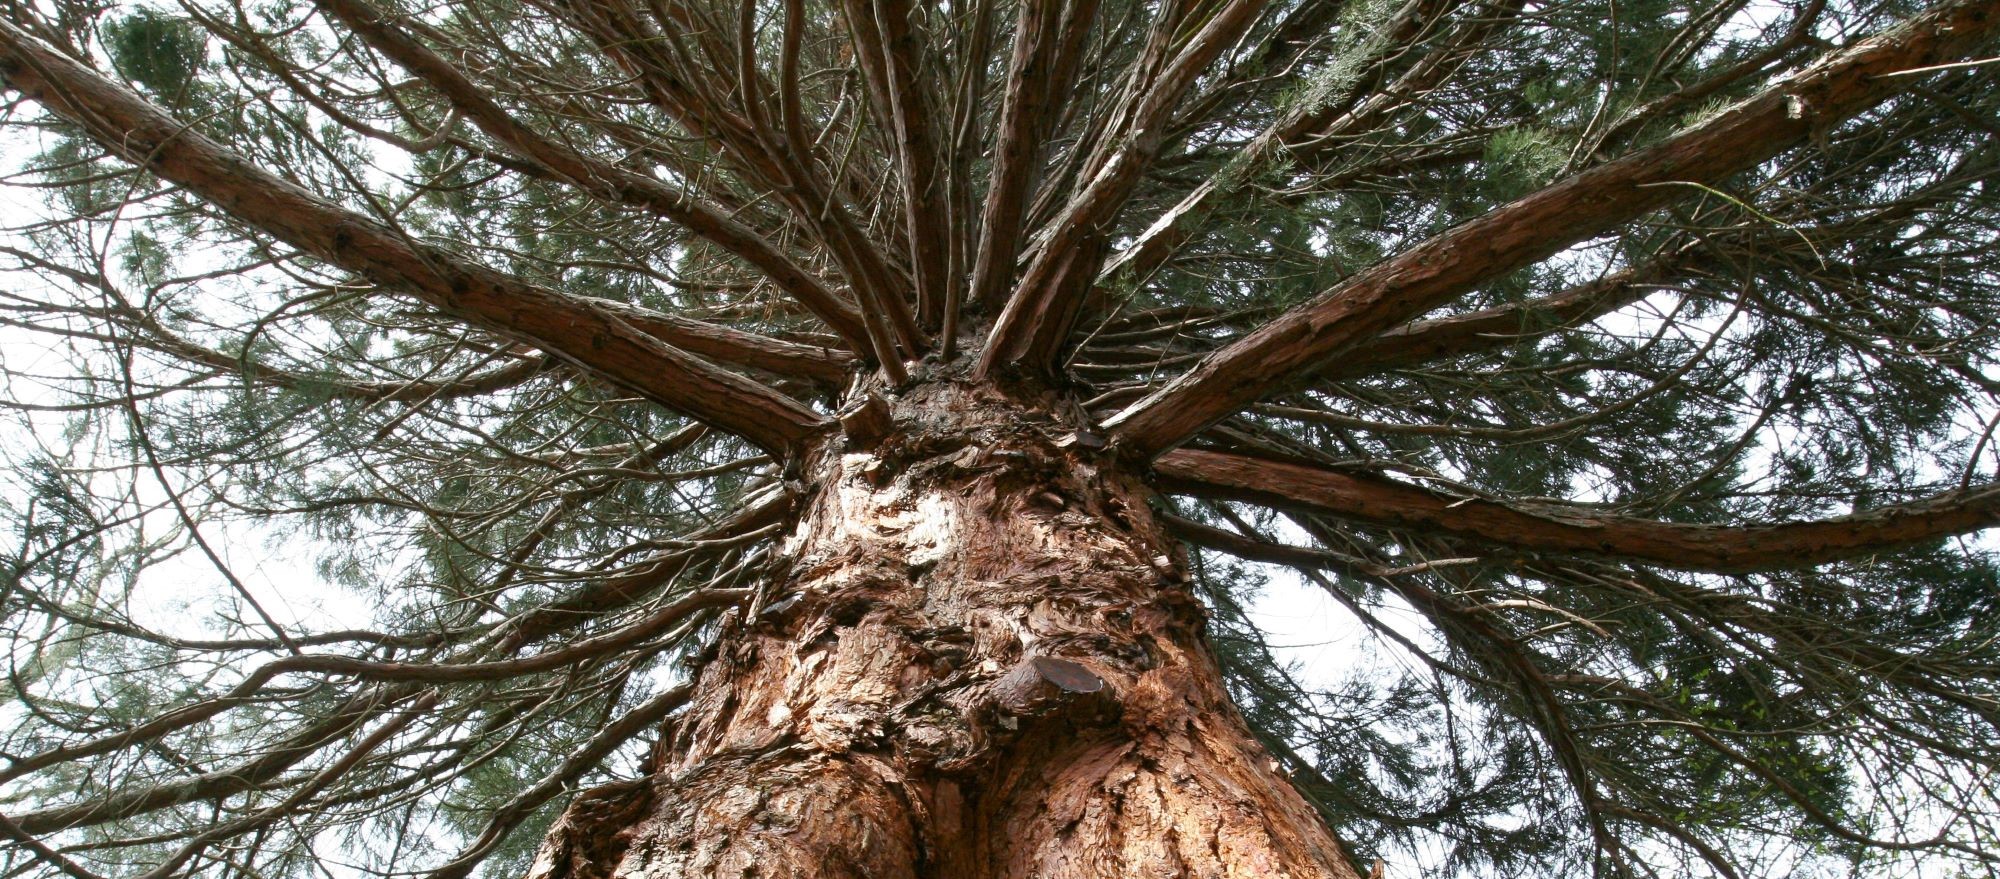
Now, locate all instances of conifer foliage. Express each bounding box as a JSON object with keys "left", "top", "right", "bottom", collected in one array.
[{"left": 0, "top": 0, "right": 1998, "bottom": 876}]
